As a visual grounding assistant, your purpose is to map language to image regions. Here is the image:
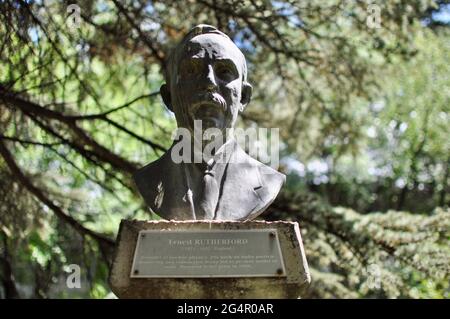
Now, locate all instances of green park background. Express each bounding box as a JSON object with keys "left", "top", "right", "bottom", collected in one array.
[{"left": 0, "top": 0, "right": 448, "bottom": 298}]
